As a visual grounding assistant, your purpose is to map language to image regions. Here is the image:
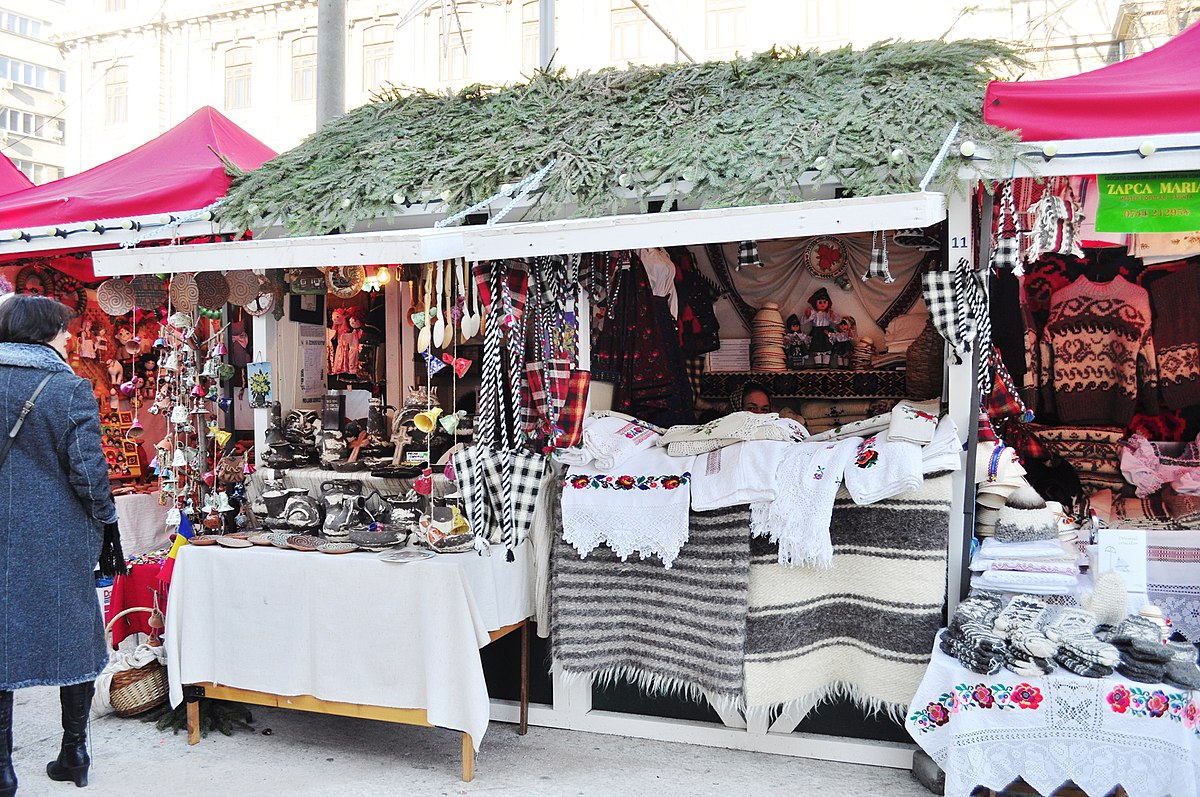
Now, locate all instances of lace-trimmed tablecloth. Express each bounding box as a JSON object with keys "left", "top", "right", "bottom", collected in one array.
[
  {"left": 906, "top": 642, "right": 1200, "bottom": 797},
  {"left": 1146, "top": 529, "right": 1200, "bottom": 643}
]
